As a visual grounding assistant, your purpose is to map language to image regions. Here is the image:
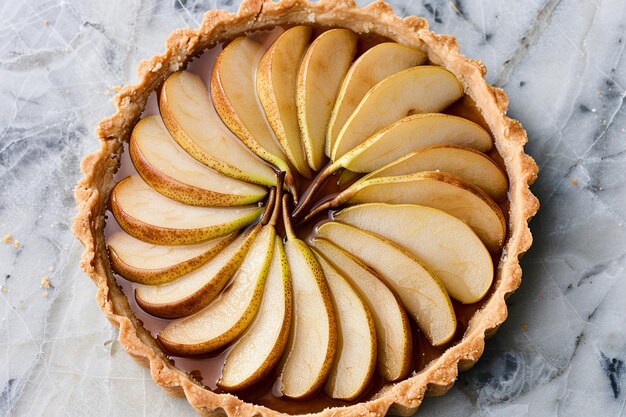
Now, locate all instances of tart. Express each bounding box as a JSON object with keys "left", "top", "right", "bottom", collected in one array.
[{"left": 73, "top": 0, "right": 539, "bottom": 416}]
